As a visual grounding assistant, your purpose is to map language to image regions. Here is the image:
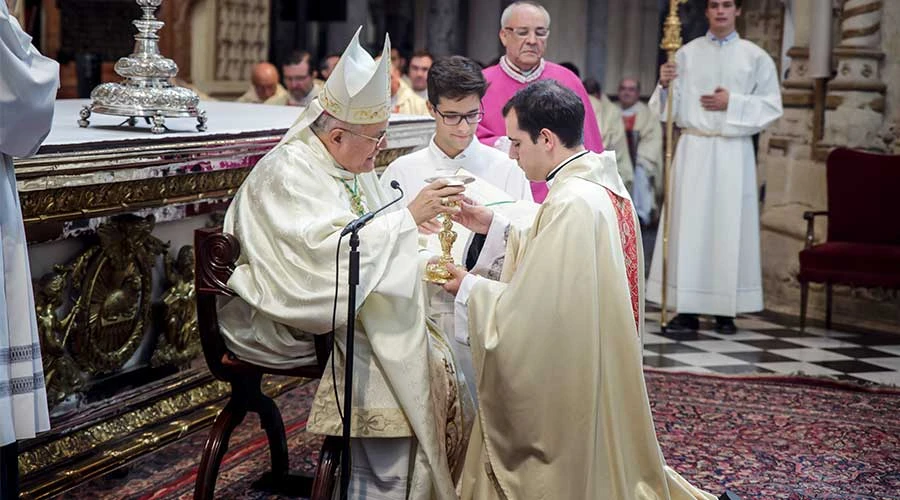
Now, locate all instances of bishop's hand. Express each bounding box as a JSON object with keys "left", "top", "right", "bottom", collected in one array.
[
  {"left": 441, "top": 263, "right": 469, "bottom": 296},
  {"left": 407, "top": 180, "right": 465, "bottom": 225}
]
